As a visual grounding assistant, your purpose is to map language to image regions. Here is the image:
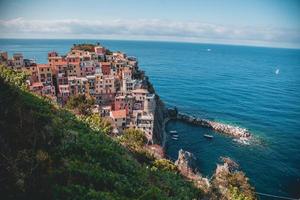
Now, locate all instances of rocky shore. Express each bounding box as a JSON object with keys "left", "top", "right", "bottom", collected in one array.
[
  {"left": 176, "top": 112, "right": 251, "bottom": 139},
  {"left": 174, "top": 149, "right": 256, "bottom": 199}
]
